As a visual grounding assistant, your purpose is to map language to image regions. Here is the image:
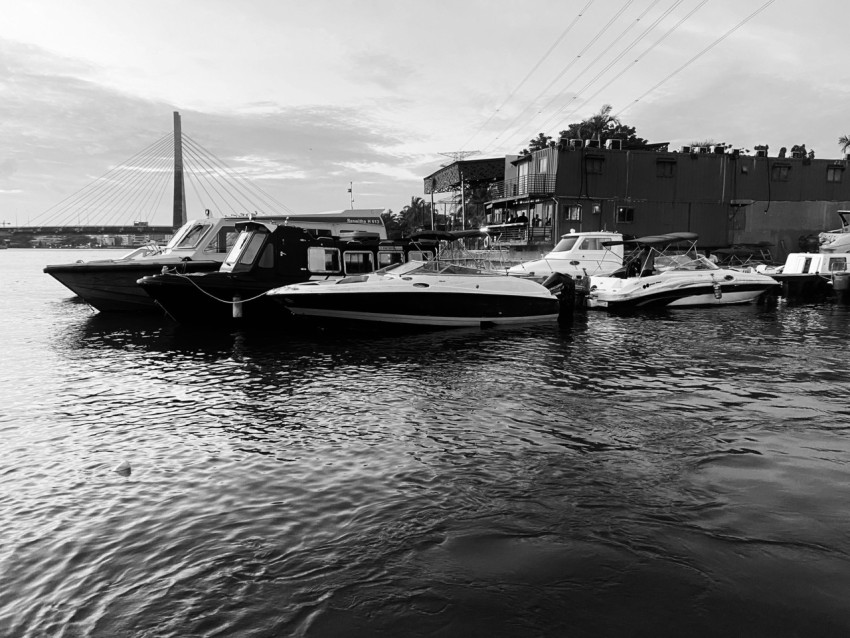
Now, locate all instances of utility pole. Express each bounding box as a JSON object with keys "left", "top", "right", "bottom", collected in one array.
[
  {"left": 348, "top": 182, "right": 354, "bottom": 209},
  {"left": 437, "top": 151, "right": 479, "bottom": 231}
]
